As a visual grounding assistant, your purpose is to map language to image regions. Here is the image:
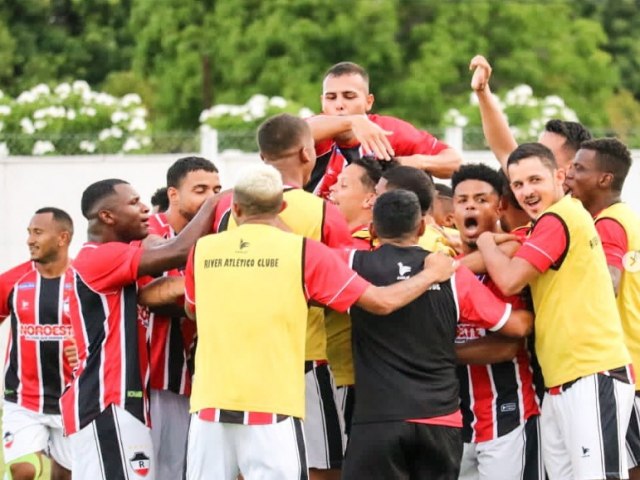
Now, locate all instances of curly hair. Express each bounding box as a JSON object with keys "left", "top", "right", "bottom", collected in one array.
[{"left": 580, "top": 138, "right": 632, "bottom": 192}]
